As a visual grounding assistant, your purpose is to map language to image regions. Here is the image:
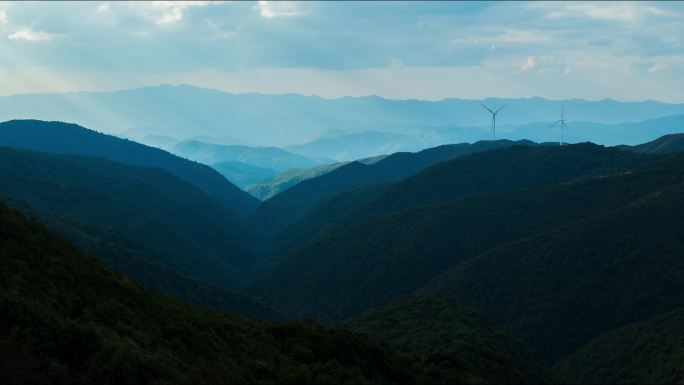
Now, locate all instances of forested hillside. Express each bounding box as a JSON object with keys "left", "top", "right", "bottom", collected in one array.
[
  {"left": 249, "top": 140, "right": 530, "bottom": 234},
  {"left": 0, "top": 202, "right": 414, "bottom": 385},
  {"left": 555, "top": 308, "right": 684, "bottom": 384},
  {"left": 255, "top": 144, "right": 661, "bottom": 322},
  {"left": 0, "top": 147, "right": 279, "bottom": 319},
  {"left": 346, "top": 296, "right": 553, "bottom": 385},
  {"left": 0, "top": 120, "right": 258, "bottom": 215},
  {"left": 425, "top": 155, "right": 684, "bottom": 362}
]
